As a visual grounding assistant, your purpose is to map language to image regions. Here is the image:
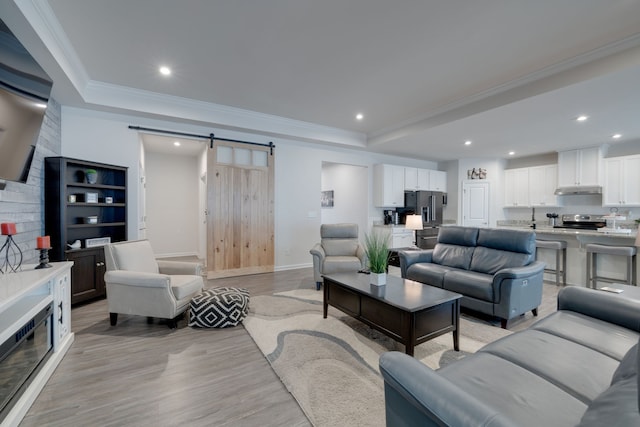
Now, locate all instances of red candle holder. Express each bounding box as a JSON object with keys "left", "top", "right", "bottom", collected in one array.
[{"left": 35, "top": 235, "right": 52, "bottom": 269}]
